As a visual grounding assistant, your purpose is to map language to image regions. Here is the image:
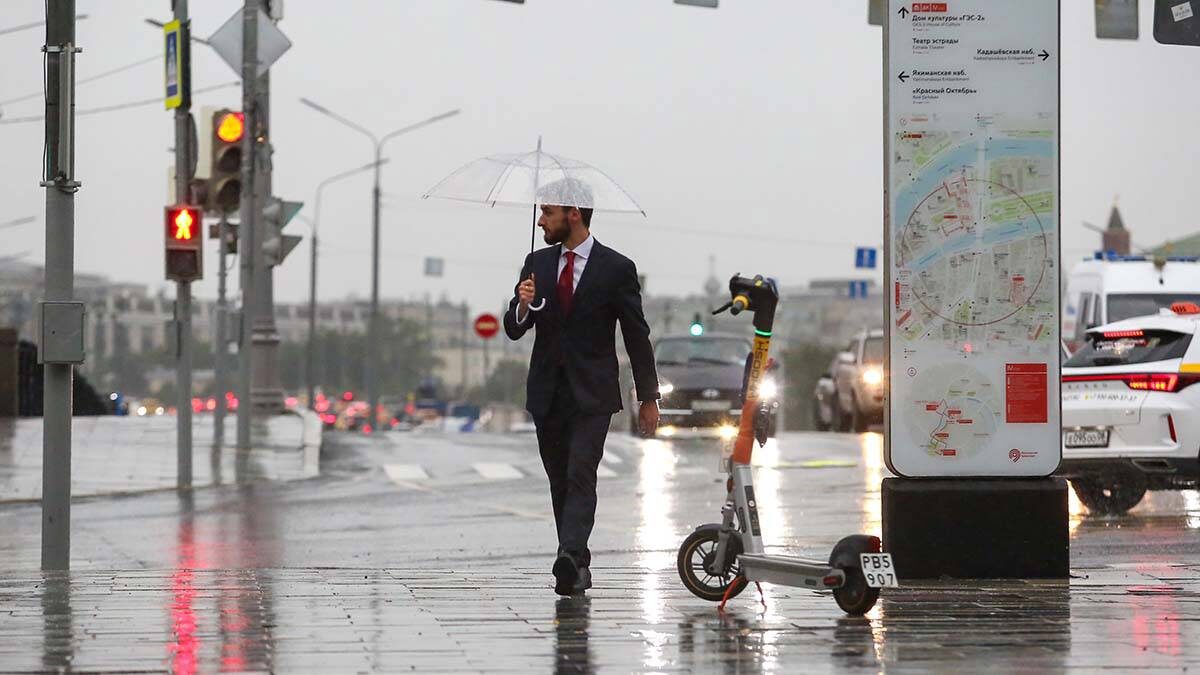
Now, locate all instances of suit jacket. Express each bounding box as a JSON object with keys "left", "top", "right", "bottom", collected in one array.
[{"left": 504, "top": 240, "right": 659, "bottom": 418}]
